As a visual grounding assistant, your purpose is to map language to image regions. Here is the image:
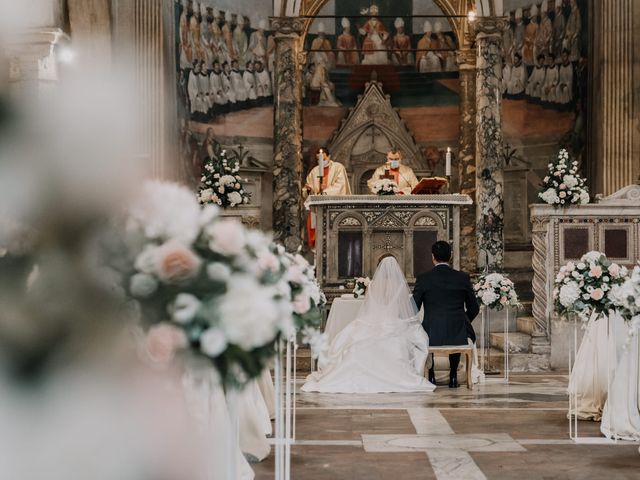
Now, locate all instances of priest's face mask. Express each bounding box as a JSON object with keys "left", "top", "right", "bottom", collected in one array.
[{"left": 387, "top": 151, "right": 401, "bottom": 169}]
